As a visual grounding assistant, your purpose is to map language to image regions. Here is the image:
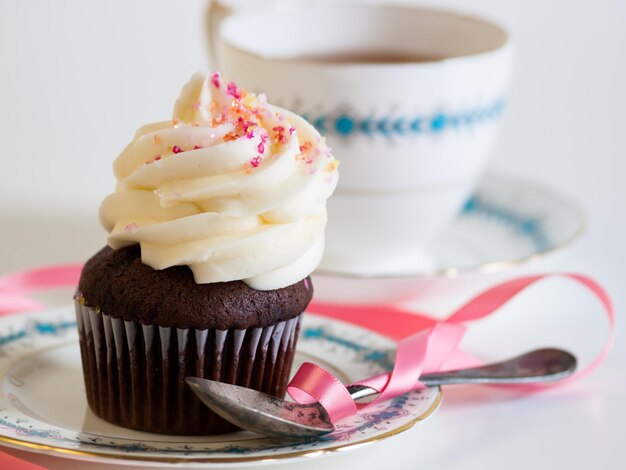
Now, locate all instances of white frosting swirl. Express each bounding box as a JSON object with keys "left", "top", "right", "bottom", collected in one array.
[{"left": 100, "top": 72, "right": 339, "bottom": 290}]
